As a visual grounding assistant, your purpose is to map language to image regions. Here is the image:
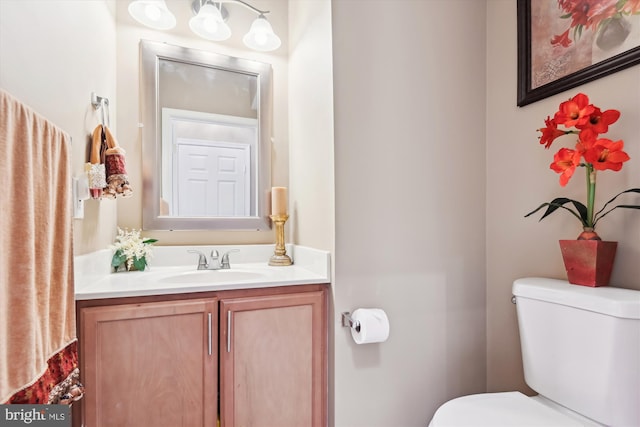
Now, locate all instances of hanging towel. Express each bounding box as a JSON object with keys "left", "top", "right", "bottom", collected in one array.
[
  {"left": 103, "top": 126, "right": 132, "bottom": 199},
  {"left": 86, "top": 124, "right": 107, "bottom": 199},
  {"left": 0, "top": 89, "right": 83, "bottom": 404}
]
